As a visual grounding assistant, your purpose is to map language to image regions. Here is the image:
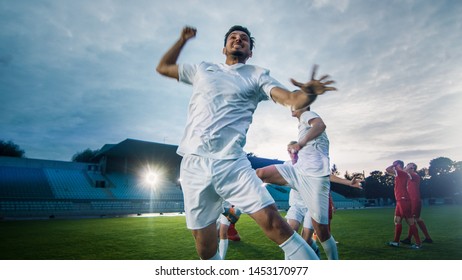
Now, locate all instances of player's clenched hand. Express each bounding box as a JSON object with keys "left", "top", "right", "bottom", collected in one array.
[
  {"left": 350, "top": 177, "right": 364, "bottom": 189},
  {"left": 181, "top": 26, "right": 197, "bottom": 42},
  {"left": 291, "top": 64, "right": 337, "bottom": 95}
]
